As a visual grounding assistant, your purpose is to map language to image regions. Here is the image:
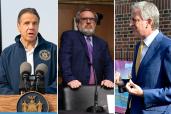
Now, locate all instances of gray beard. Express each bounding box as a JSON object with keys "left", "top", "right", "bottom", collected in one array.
[{"left": 79, "top": 28, "right": 95, "bottom": 36}]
